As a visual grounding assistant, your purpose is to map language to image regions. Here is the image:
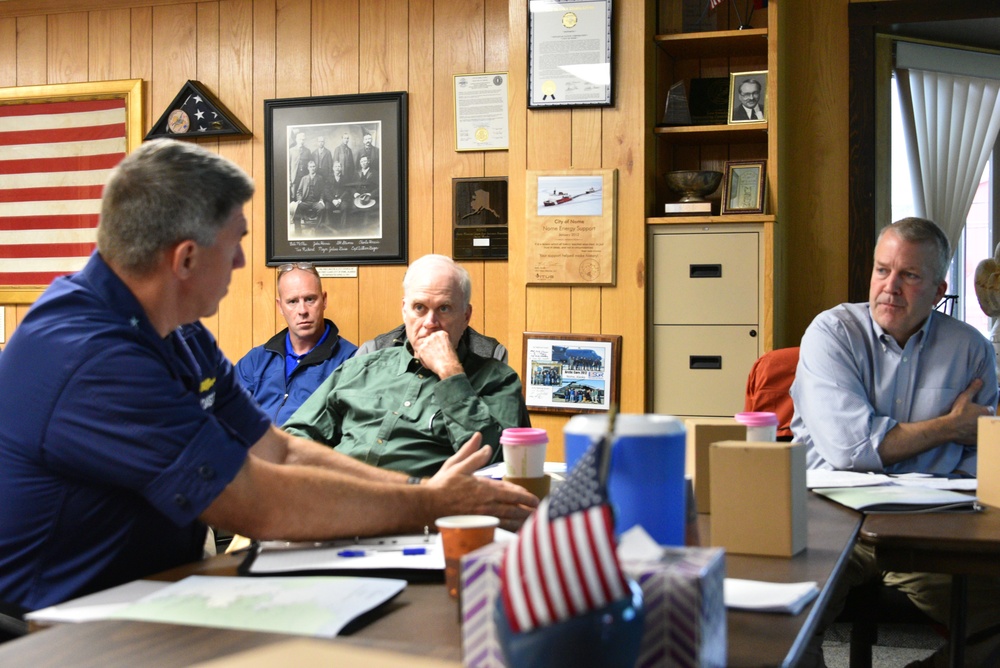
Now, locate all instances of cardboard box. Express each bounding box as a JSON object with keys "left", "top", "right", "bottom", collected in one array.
[
  {"left": 685, "top": 418, "right": 747, "bottom": 514},
  {"left": 709, "top": 440, "right": 806, "bottom": 557},
  {"left": 979, "top": 416, "right": 1000, "bottom": 509},
  {"left": 461, "top": 542, "right": 726, "bottom": 668}
]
